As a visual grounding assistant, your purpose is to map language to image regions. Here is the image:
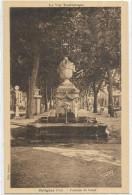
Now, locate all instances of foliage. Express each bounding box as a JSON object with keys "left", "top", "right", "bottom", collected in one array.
[{"left": 10, "top": 7, "right": 121, "bottom": 114}]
